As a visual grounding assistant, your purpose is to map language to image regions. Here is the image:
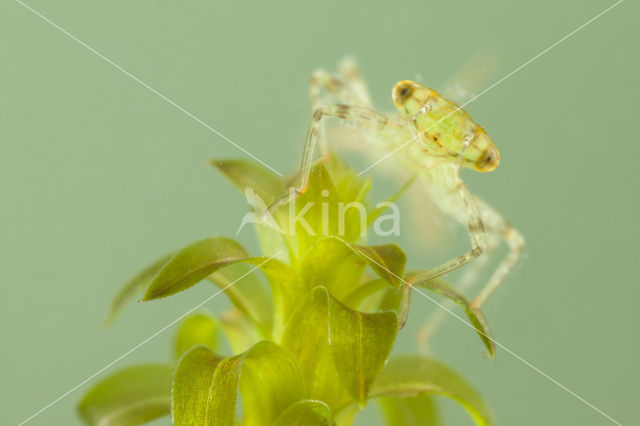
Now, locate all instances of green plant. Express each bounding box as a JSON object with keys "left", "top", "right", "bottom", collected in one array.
[{"left": 78, "top": 155, "right": 494, "bottom": 425}]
